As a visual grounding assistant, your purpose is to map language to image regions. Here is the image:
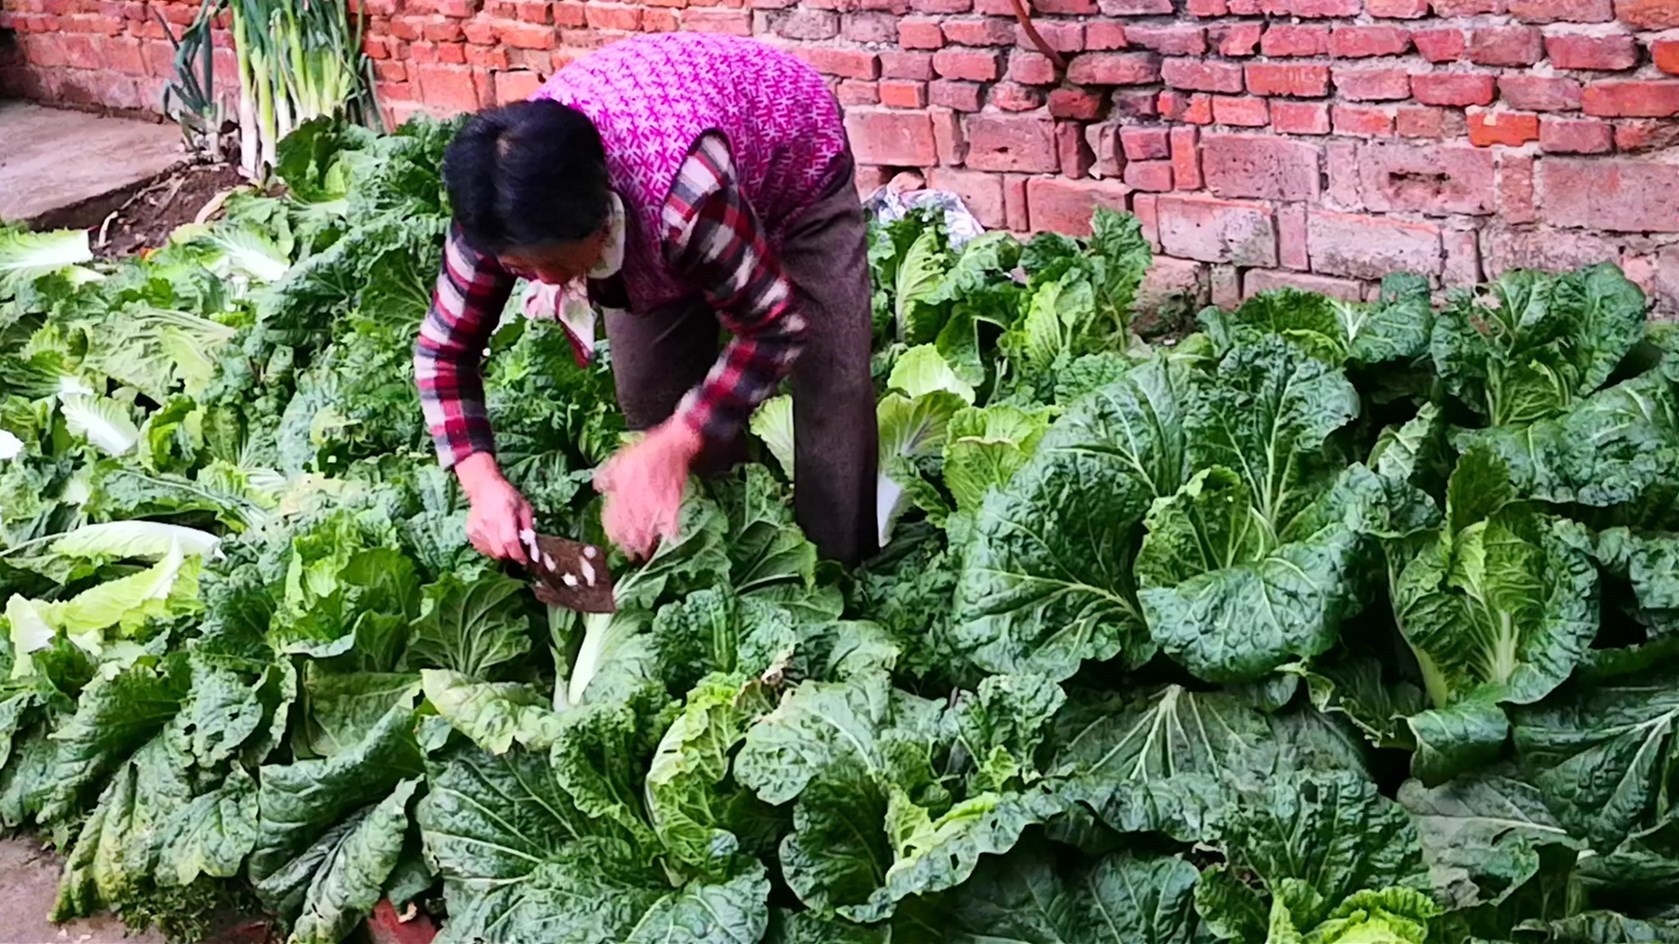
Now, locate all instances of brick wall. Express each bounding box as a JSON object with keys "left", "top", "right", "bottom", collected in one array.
[
  {"left": 4, "top": 0, "right": 1678, "bottom": 311},
  {"left": 0, "top": 0, "right": 241, "bottom": 114}
]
